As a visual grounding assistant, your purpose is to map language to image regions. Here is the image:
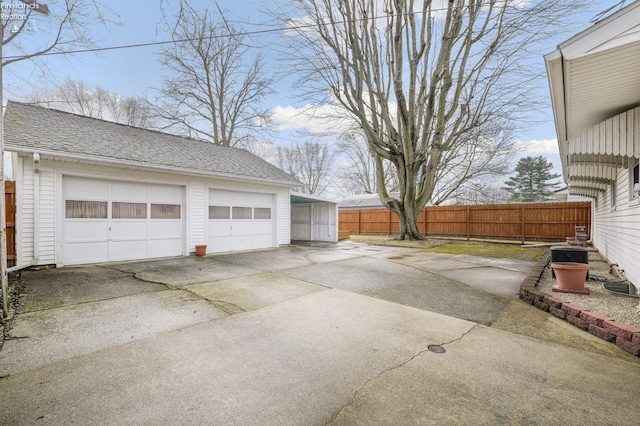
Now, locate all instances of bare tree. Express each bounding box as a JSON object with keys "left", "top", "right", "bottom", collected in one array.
[
  {"left": 276, "top": 0, "right": 587, "bottom": 239},
  {"left": 430, "top": 126, "right": 513, "bottom": 205},
  {"left": 337, "top": 132, "right": 398, "bottom": 196},
  {"left": 276, "top": 140, "right": 336, "bottom": 196},
  {"left": 452, "top": 181, "right": 511, "bottom": 205},
  {"left": 24, "top": 77, "right": 155, "bottom": 127},
  {"left": 150, "top": 0, "right": 273, "bottom": 147}
]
